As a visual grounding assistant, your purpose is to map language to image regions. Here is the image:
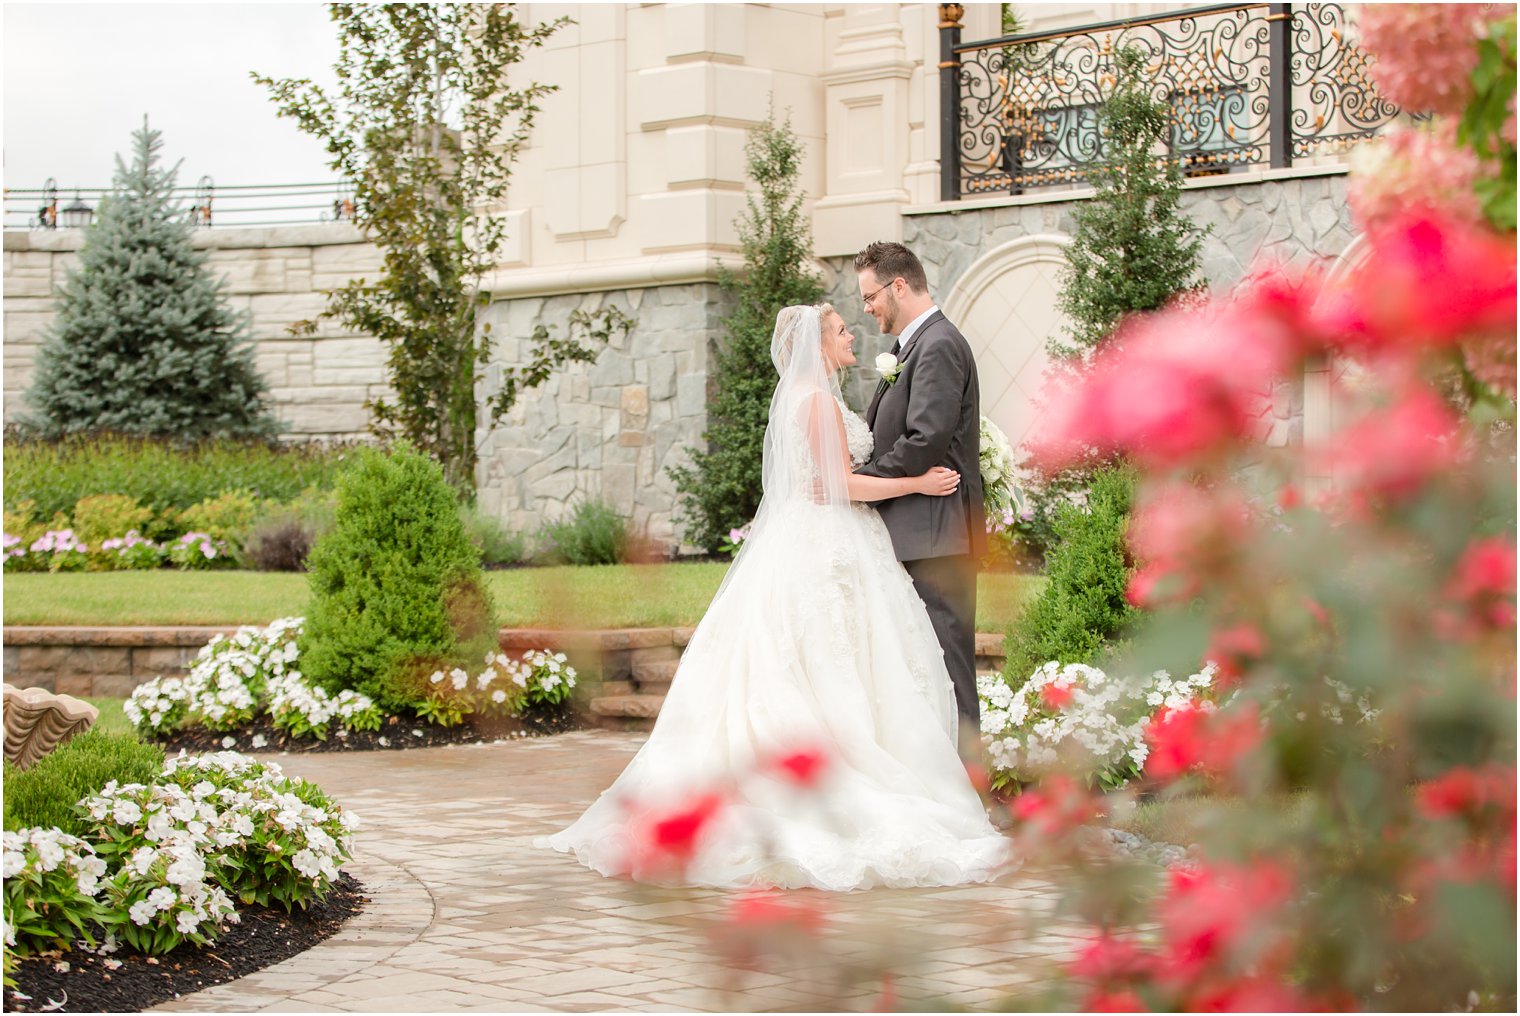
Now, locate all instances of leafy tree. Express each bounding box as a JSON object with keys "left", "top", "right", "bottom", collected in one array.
[
  {"left": 22, "top": 121, "right": 274, "bottom": 440},
  {"left": 669, "top": 111, "right": 824, "bottom": 551},
  {"left": 1053, "top": 46, "right": 1209, "bottom": 360},
  {"left": 255, "top": 4, "right": 610, "bottom": 495}
]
